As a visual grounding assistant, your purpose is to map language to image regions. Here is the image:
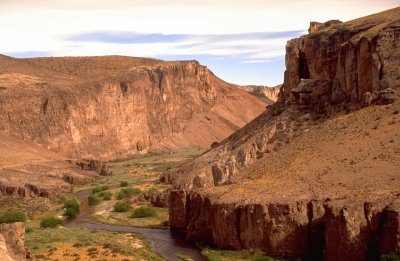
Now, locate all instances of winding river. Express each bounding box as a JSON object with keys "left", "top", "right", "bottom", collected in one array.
[{"left": 65, "top": 187, "right": 206, "bottom": 261}]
